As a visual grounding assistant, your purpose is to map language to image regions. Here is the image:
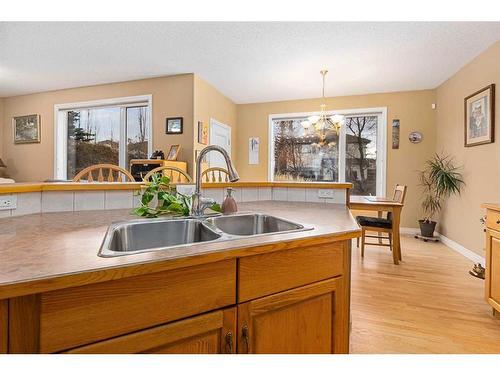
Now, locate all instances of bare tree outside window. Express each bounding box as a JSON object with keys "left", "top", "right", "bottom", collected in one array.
[
  {"left": 273, "top": 119, "right": 339, "bottom": 182},
  {"left": 345, "top": 116, "right": 378, "bottom": 195},
  {"left": 272, "top": 114, "right": 378, "bottom": 195},
  {"left": 66, "top": 105, "right": 149, "bottom": 179},
  {"left": 126, "top": 106, "right": 149, "bottom": 167}
]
